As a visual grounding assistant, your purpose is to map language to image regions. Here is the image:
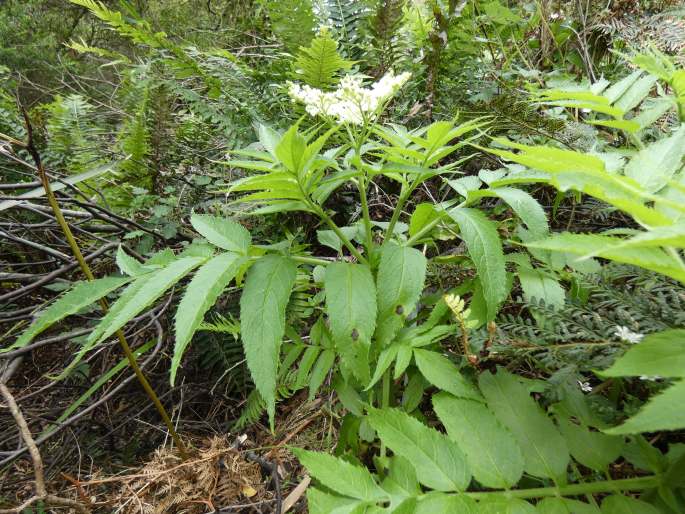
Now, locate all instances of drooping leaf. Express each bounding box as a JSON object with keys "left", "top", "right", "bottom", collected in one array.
[
  {"left": 190, "top": 213, "right": 251, "bottom": 254},
  {"left": 624, "top": 126, "right": 685, "bottom": 193},
  {"left": 6, "top": 276, "right": 129, "bottom": 352},
  {"left": 172, "top": 252, "right": 245, "bottom": 385},
  {"left": 556, "top": 416, "right": 623, "bottom": 472},
  {"left": 240, "top": 255, "right": 297, "bottom": 427},
  {"left": 479, "top": 369, "right": 570, "bottom": 481},
  {"left": 61, "top": 257, "right": 206, "bottom": 379},
  {"left": 293, "top": 448, "right": 387, "bottom": 502},
  {"left": 537, "top": 497, "right": 601, "bottom": 514},
  {"left": 308, "top": 349, "right": 336, "bottom": 400},
  {"left": 413, "top": 349, "right": 481, "bottom": 401},
  {"left": 375, "top": 245, "right": 427, "bottom": 346},
  {"left": 601, "top": 329, "right": 685, "bottom": 378},
  {"left": 433, "top": 393, "right": 524, "bottom": 489},
  {"left": 325, "top": 263, "right": 377, "bottom": 383},
  {"left": 600, "top": 495, "right": 661, "bottom": 514},
  {"left": 447, "top": 208, "right": 507, "bottom": 320},
  {"left": 604, "top": 381, "right": 685, "bottom": 434},
  {"left": 366, "top": 407, "right": 471, "bottom": 492},
  {"left": 468, "top": 187, "right": 549, "bottom": 240}
]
